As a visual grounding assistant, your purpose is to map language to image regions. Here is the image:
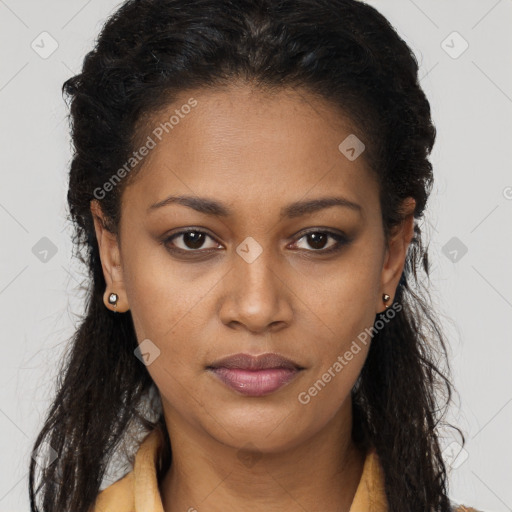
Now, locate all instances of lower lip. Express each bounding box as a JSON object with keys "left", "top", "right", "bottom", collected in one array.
[{"left": 208, "top": 367, "right": 301, "bottom": 396}]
